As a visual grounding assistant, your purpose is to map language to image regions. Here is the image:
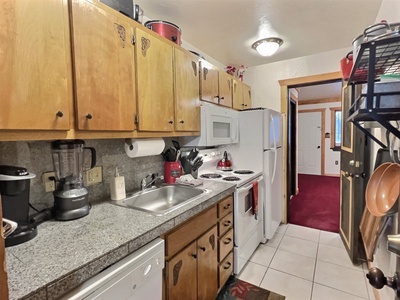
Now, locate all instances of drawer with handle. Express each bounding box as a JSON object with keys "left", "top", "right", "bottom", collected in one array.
[
  {"left": 219, "top": 252, "right": 233, "bottom": 288},
  {"left": 219, "top": 228, "right": 233, "bottom": 261},
  {"left": 218, "top": 213, "right": 233, "bottom": 237},
  {"left": 217, "top": 195, "right": 233, "bottom": 218}
]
